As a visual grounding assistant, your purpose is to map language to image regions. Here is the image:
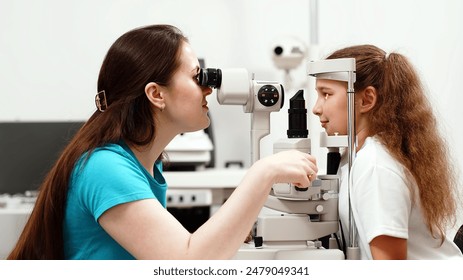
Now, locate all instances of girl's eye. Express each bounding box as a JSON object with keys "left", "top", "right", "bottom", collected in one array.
[
  {"left": 324, "top": 93, "right": 329, "bottom": 100},
  {"left": 194, "top": 74, "right": 200, "bottom": 84}
]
